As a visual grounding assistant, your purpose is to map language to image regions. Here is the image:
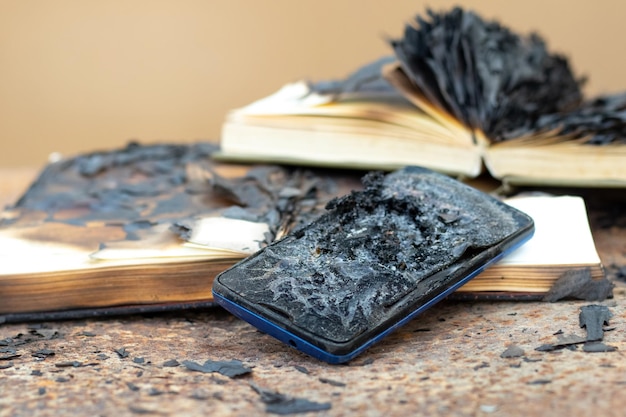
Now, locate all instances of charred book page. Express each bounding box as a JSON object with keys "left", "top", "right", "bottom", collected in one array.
[{"left": 213, "top": 167, "right": 534, "bottom": 363}]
